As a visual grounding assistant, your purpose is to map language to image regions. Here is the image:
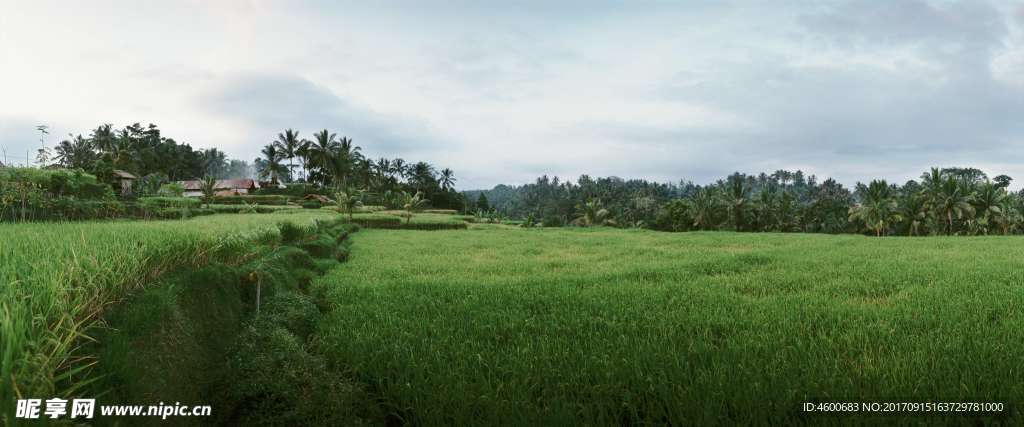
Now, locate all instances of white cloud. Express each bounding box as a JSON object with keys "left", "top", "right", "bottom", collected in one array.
[{"left": 1, "top": 0, "right": 1023, "bottom": 189}]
